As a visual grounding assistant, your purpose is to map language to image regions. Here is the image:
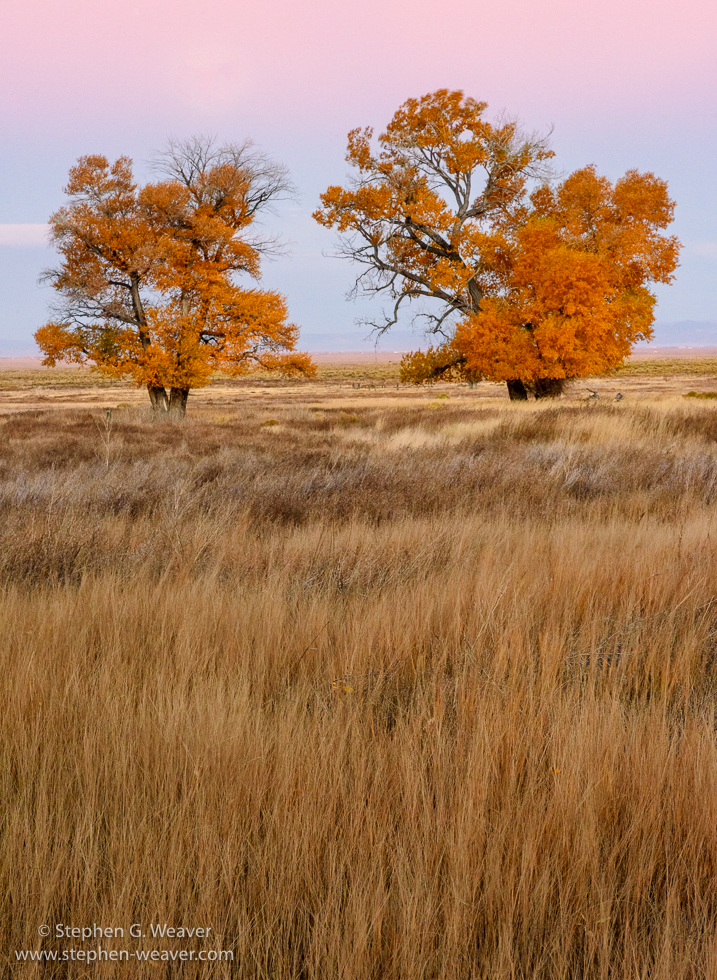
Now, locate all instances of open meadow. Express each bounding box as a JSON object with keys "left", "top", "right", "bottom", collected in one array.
[{"left": 3, "top": 356, "right": 717, "bottom": 978}]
